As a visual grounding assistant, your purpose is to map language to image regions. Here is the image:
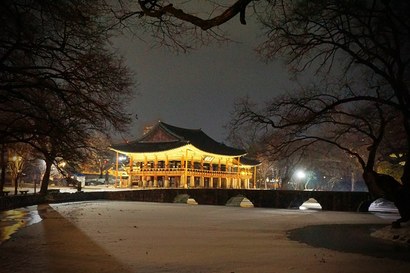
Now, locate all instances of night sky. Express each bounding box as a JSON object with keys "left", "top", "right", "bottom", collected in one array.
[{"left": 112, "top": 17, "right": 293, "bottom": 143}]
